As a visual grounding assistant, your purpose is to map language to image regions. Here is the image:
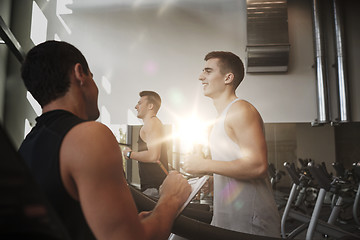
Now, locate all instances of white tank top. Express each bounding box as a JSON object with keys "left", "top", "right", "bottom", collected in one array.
[{"left": 209, "top": 98, "right": 280, "bottom": 237}]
